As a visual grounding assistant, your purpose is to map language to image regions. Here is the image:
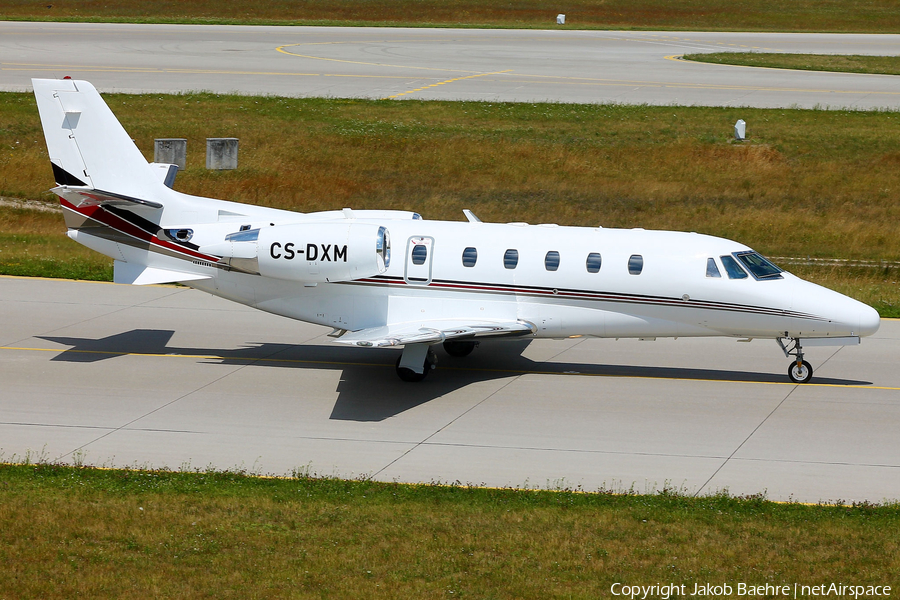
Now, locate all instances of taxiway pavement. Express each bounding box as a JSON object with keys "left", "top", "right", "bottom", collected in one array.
[
  {"left": 2, "top": 276, "right": 898, "bottom": 503},
  {"left": 2, "top": 22, "right": 900, "bottom": 108},
  {"left": 2, "top": 22, "right": 898, "bottom": 501}
]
